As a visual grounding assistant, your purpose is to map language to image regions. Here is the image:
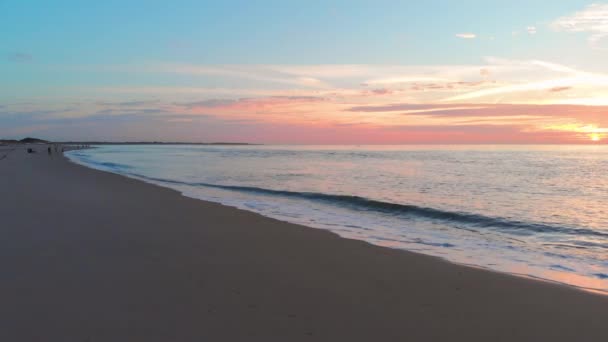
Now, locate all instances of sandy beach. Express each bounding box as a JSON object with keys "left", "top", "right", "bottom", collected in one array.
[{"left": 0, "top": 144, "right": 607, "bottom": 342}]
